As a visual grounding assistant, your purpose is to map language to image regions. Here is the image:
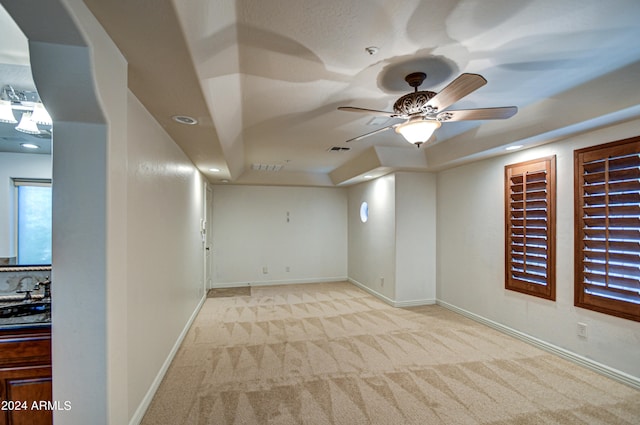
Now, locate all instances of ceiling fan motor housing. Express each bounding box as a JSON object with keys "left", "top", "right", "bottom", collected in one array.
[{"left": 393, "top": 91, "right": 438, "bottom": 116}]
